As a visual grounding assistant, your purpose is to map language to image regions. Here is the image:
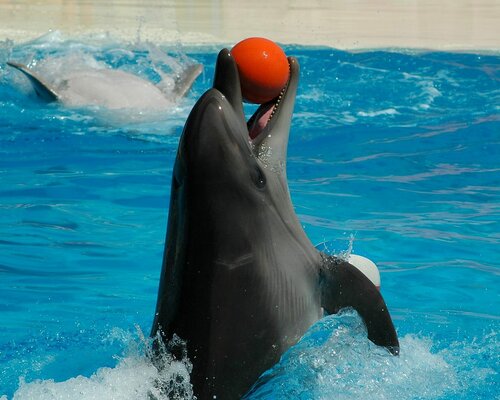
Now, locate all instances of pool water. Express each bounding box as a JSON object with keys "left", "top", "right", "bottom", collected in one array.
[{"left": 0, "top": 33, "right": 498, "bottom": 399}]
